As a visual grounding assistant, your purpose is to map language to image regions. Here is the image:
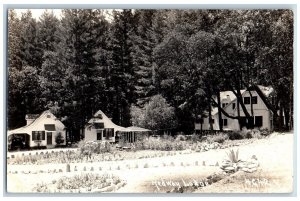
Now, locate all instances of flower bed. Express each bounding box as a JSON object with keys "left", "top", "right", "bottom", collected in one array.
[{"left": 32, "top": 173, "right": 126, "bottom": 193}]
